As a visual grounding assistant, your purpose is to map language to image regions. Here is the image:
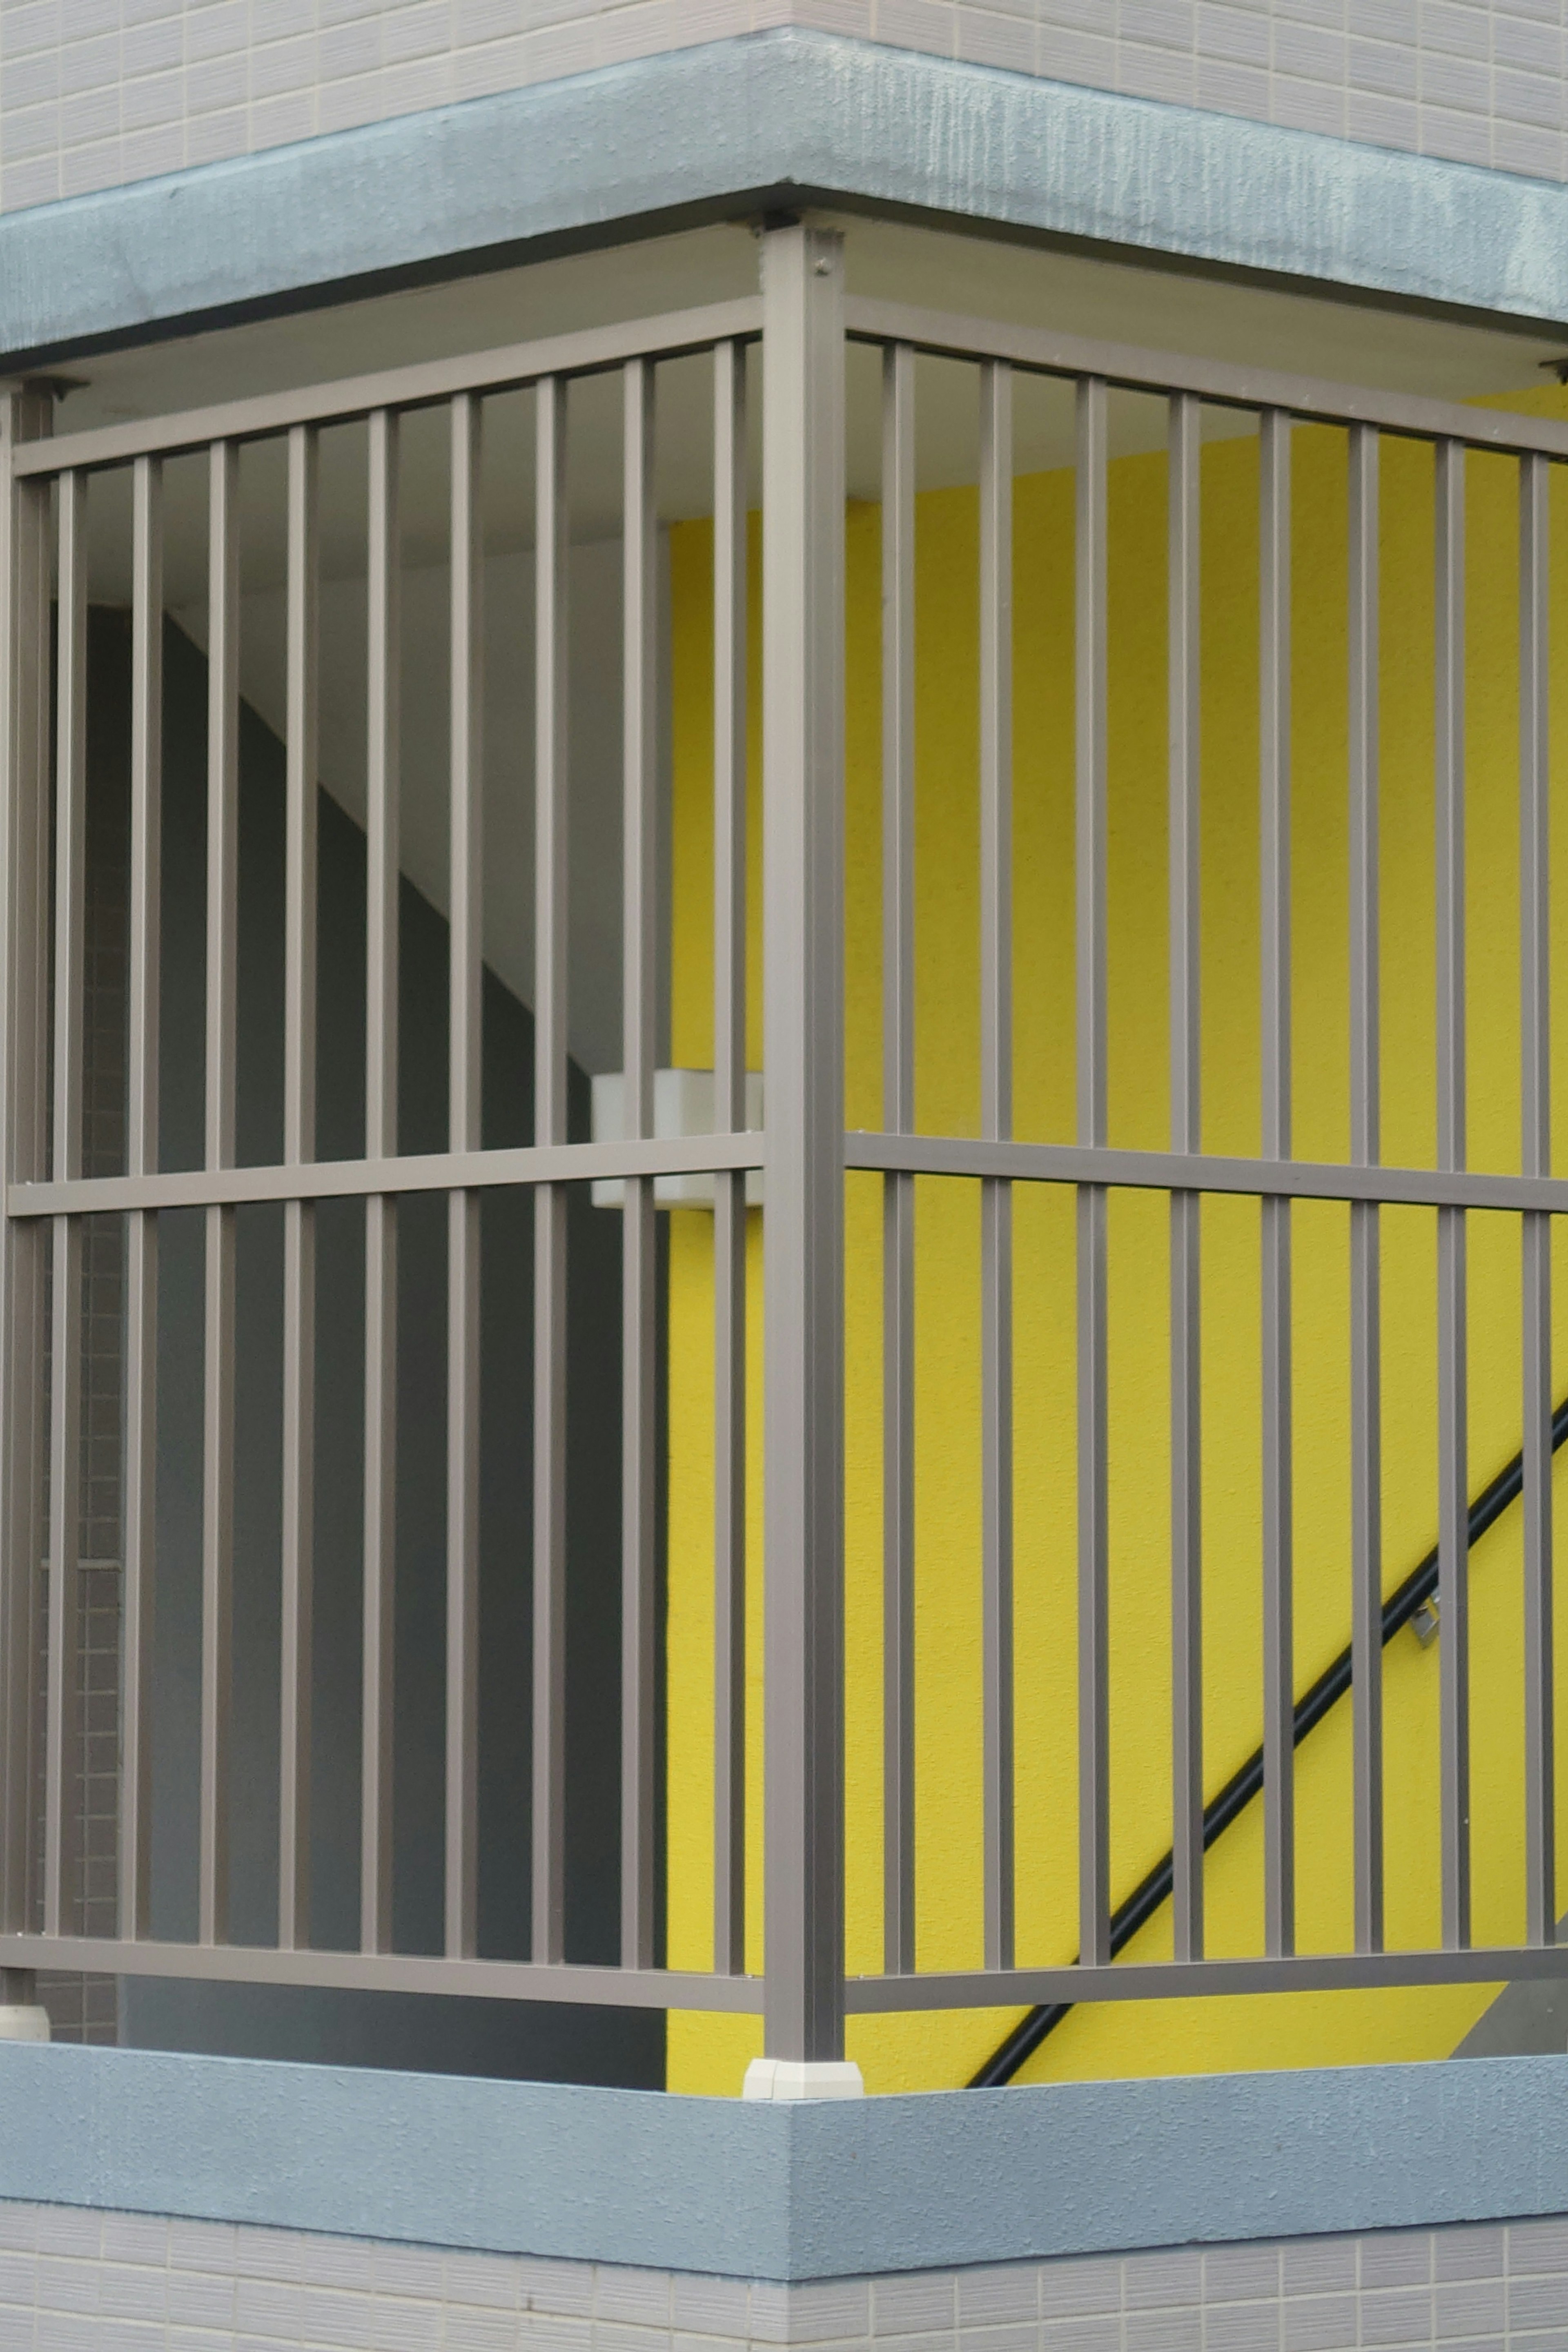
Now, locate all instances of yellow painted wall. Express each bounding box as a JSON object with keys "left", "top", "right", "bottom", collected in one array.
[{"left": 663, "top": 384, "right": 1568, "bottom": 2096}]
